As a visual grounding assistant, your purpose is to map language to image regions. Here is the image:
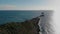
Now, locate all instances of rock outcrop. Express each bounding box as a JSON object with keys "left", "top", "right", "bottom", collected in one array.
[{"left": 0, "top": 17, "right": 40, "bottom": 34}]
